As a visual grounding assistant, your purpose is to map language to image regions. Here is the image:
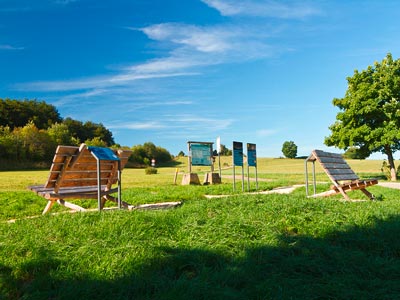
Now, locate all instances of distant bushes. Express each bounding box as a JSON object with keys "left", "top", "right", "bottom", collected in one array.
[
  {"left": 145, "top": 167, "right": 158, "bottom": 175},
  {"left": 130, "top": 142, "right": 173, "bottom": 167}
]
